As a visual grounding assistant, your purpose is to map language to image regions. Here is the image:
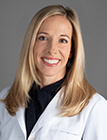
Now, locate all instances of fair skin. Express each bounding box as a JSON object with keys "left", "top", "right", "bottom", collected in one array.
[{"left": 34, "top": 15, "right": 73, "bottom": 88}]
